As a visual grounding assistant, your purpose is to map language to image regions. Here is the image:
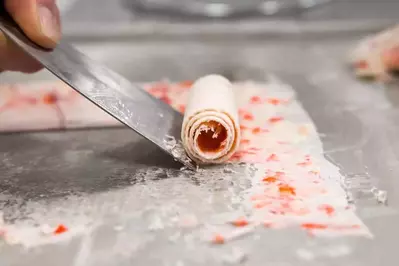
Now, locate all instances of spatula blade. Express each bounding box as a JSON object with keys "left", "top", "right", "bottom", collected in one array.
[{"left": 0, "top": 19, "right": 196, "bottom": 170}]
